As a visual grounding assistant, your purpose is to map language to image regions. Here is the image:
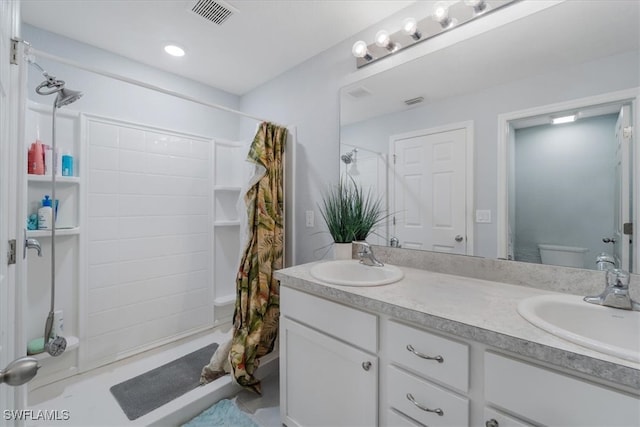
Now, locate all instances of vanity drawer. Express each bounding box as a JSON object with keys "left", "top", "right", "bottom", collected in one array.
[
  {"left": 386, "top": 319, "right": 469, "bottom": 392},
  {"left": 388, "top": 365, "right": 469, "bottom": 427},
  {"left": 280, "top": 286, "right": 377, "bottom": 353},
  {"left": 485, "top": 352, "right": 640, "bottom": 426},
  {"left": 484, "top": 407, "right": 533, "bottom": 427}
]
